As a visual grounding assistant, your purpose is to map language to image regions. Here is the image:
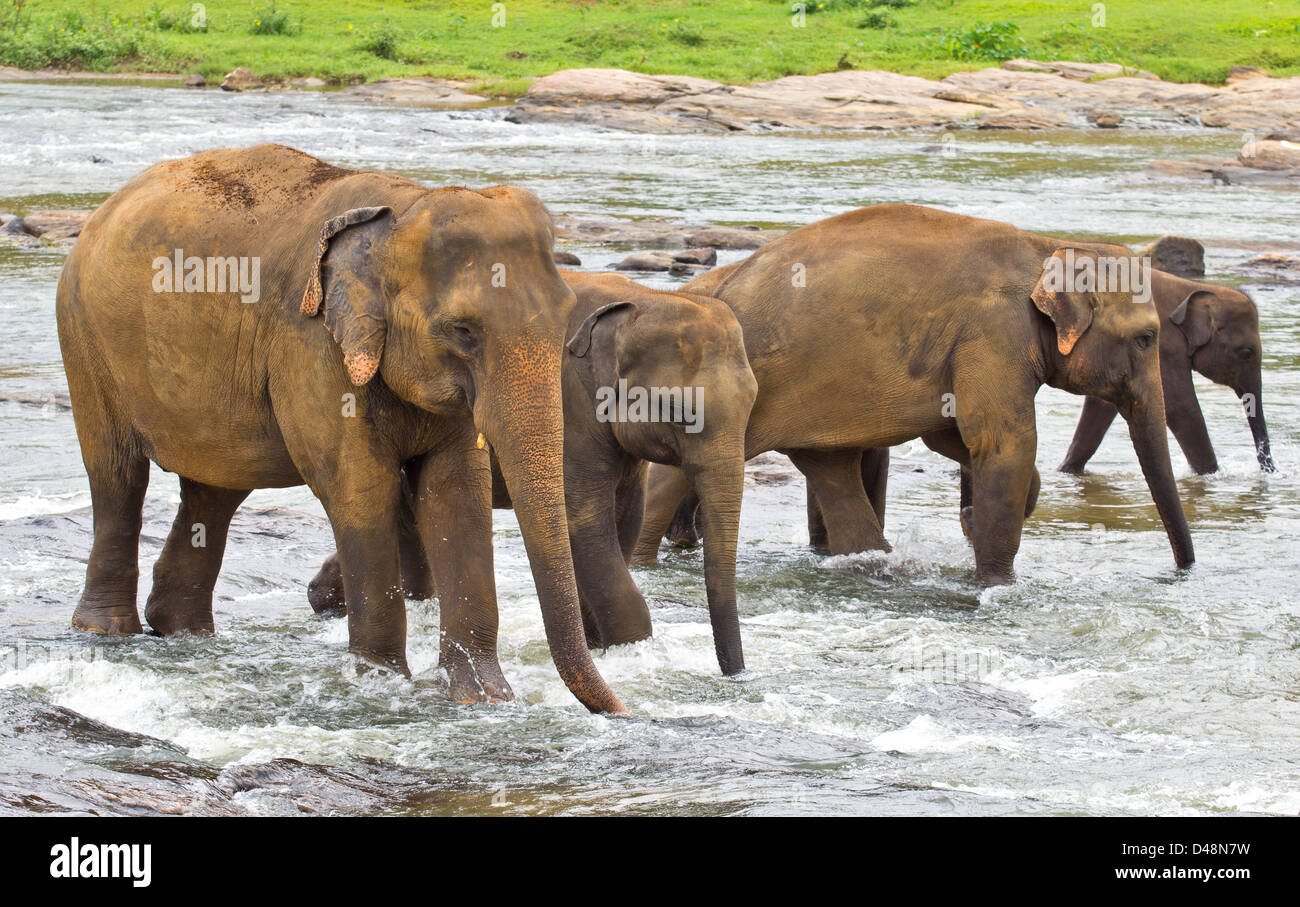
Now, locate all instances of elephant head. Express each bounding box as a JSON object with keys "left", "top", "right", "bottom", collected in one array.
[
  {"left": 1033, "top": 248, "right": 1195, "bottom": 569},
  {"left": 566, "top": 285, "right": 757, "bottom": 675},
  {"left": 302, "top": 186, "right": 624, "bottom": 714},
  {"left": 1168, "top": 286, "right": 1273, "bottom": 472}
]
